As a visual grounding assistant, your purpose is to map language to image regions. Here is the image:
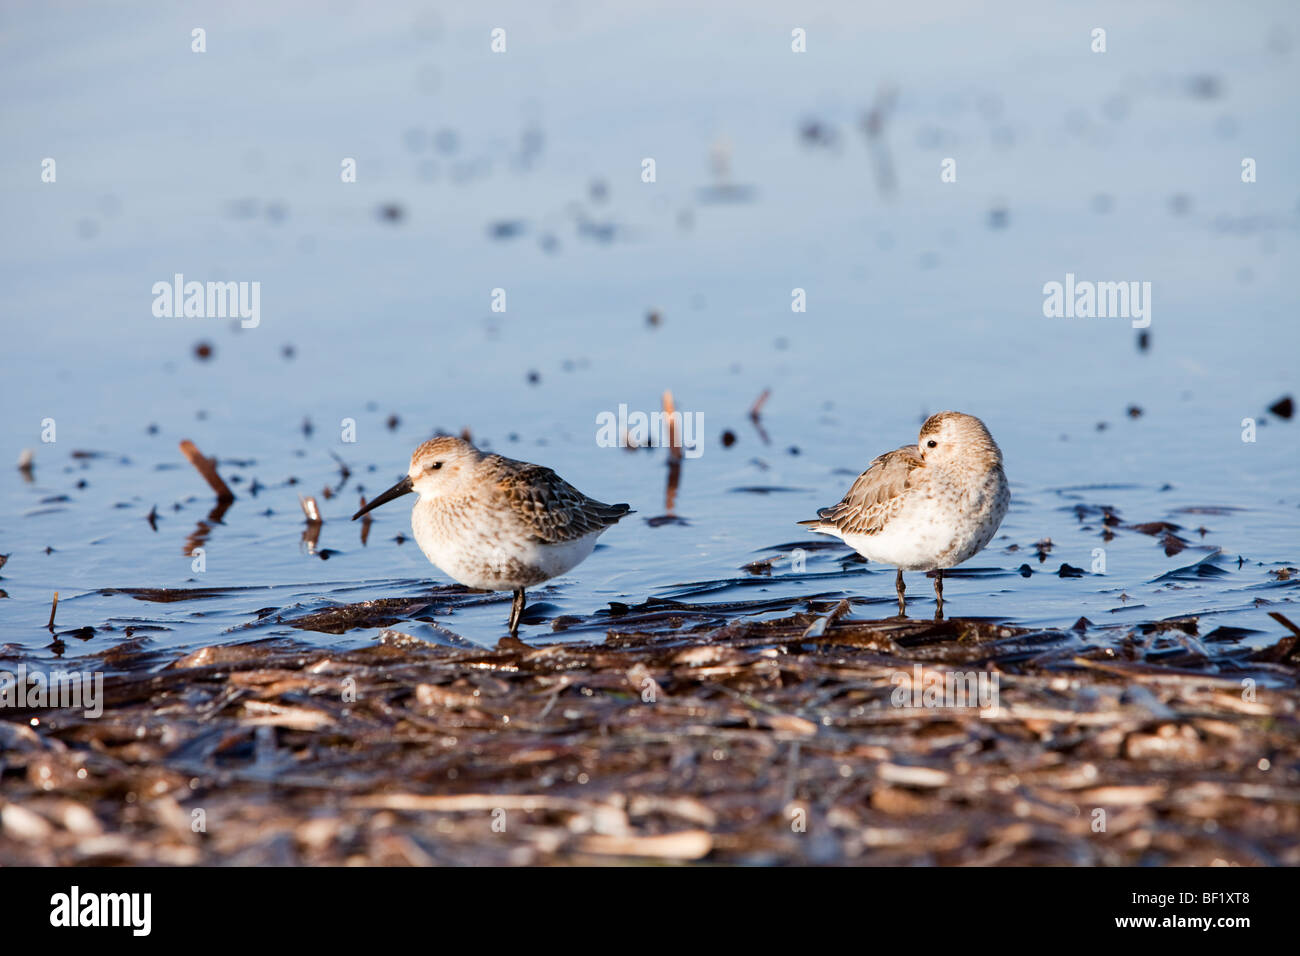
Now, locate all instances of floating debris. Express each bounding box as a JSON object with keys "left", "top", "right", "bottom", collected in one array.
[
  {"left": 860, "top": 85, "right": 898, "bottom": 198},
  {"left": 179, "top": 440, "right": 235, "bottom": 504},
  {"left": 798, "top": 118, "right": 840, "bottom": 149},
  {"left": 663, "top": 390, "right": 682, "bottom": 464},
  {"left": 1186, "top": 73, "right": 1223, "bottom": 100},
  {"left": 749, "top": 389, "right": 772, "bottom": 445},
  {"left": 487, "top": 220, "right": 527, "bottom": 240}
]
